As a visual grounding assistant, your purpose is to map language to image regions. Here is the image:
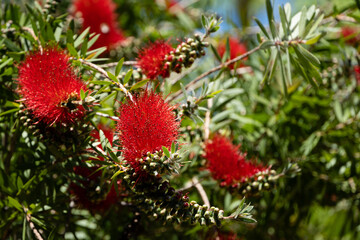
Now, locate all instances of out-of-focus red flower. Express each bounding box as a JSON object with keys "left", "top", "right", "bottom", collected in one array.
[
  {"left": 204, "top": 134, "right": 266, "bottom": 186},
  {"left": 17, "top": 47, "right": 87, "bottom": 125},
  {"left": 137, "top": 41, "right": 174, "bottom": 80},
  {"left": 341, "top": 26, "right": 360, "bottom": 45},
  {"left": 217, "top": 37, "right": 247, "bottom": 69},
  {"left": 354, "top": 65, "right": 360, "bottom": 85},
  {"left": 73, "top": 0, "right": 126, "bottom": 51},
  {"left": 164, "top": 0, "right": 183, "bottom": 13},
  {"left": 116, "top": 90, "right": 179, "bottom": 170},
  {"left": 70, "top": 124, "right": 119, "bottom": 212},
  {"left": 209, "top": 232, "right": 239, "bottom": 240},
  {"left": 70, "top": 166, "right": 118, "bottom": 212}
]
